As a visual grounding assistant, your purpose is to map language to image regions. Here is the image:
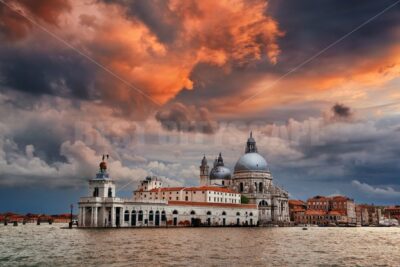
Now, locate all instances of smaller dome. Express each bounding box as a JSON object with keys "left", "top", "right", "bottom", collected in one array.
[{"left": 210, "top": 166, "right": 231, "bottom": 180}]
